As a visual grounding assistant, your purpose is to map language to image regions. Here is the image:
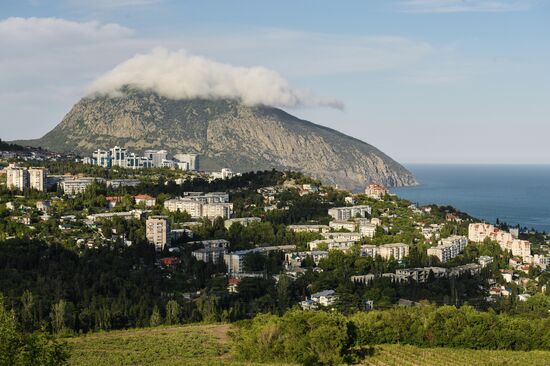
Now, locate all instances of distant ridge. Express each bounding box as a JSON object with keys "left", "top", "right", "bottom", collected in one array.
[{"left": 16, "top": 90, "right": 417, "bottom": 190}]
